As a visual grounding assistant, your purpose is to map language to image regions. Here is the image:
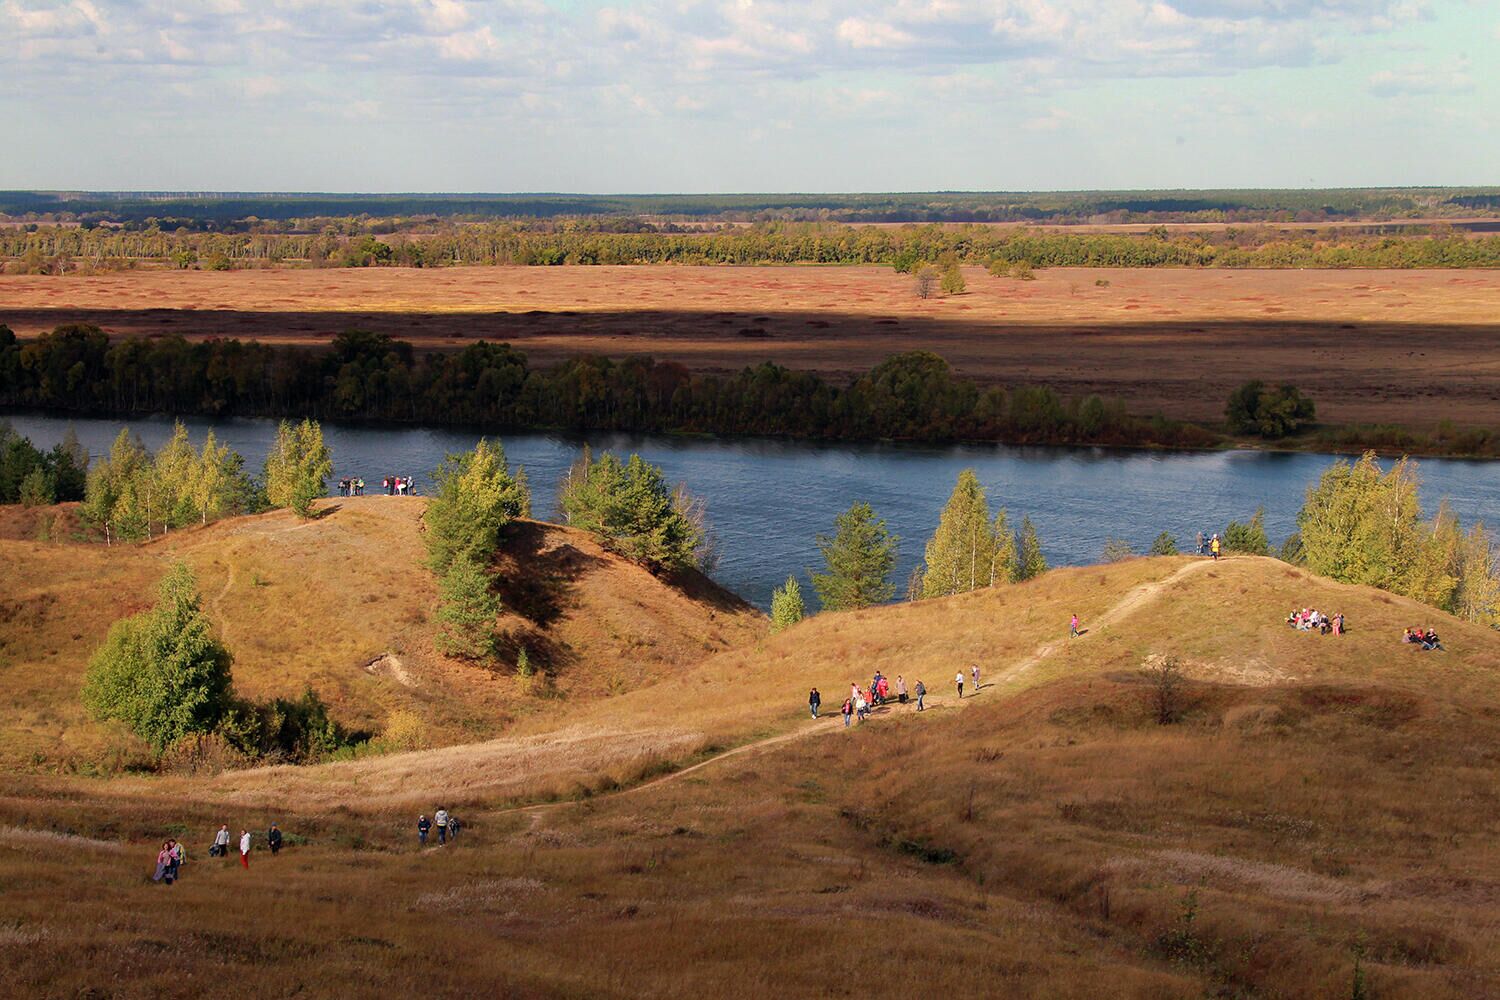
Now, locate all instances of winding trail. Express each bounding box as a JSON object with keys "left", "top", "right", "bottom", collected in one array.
[{"left": 510, "top": 558, "right": 1217, "bottom": 819}]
